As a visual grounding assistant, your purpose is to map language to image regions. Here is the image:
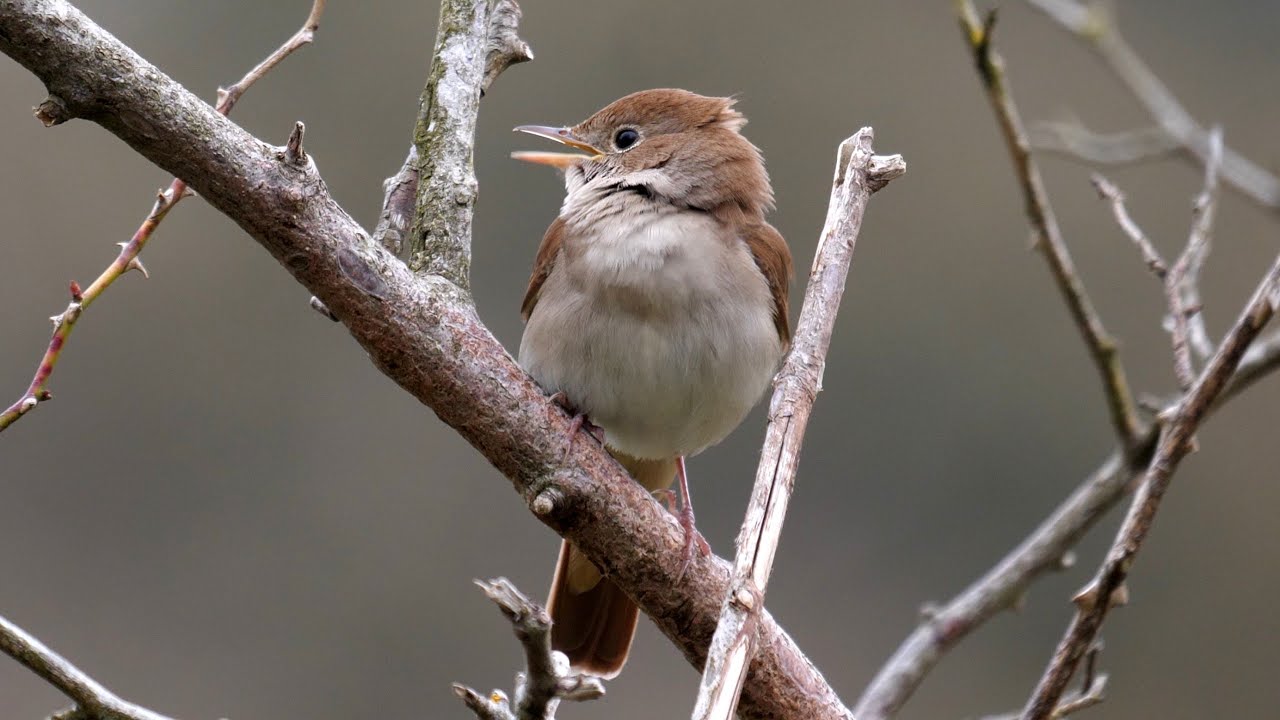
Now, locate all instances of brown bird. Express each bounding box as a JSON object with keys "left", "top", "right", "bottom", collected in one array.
[{"left": 513, "top": 89, "right": 792, "bottom": 678}]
